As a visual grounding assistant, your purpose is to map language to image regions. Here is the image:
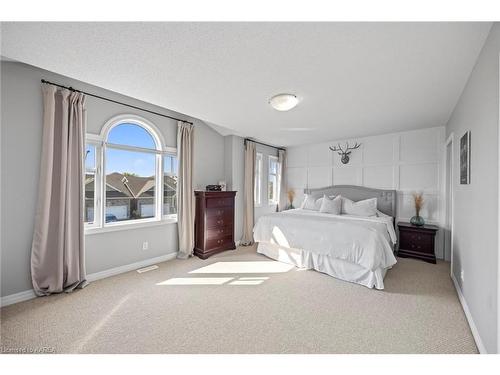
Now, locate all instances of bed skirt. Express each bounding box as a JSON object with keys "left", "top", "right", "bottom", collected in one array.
[{"left": 256, "top": 242, "right": 389, "bottom": 289}]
